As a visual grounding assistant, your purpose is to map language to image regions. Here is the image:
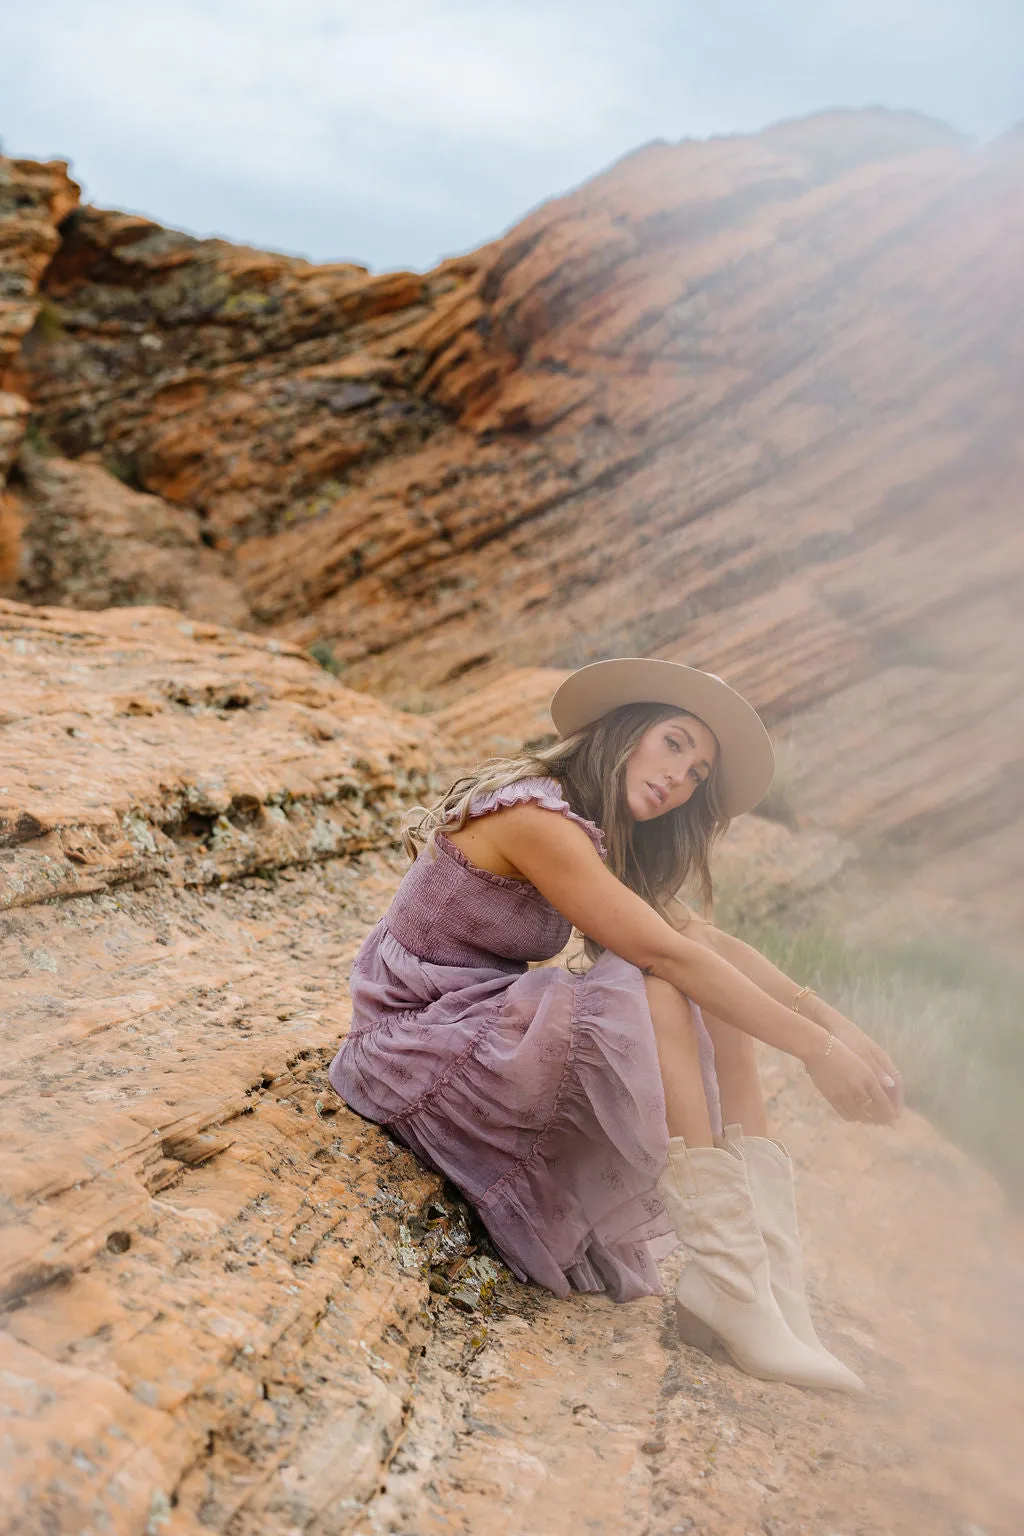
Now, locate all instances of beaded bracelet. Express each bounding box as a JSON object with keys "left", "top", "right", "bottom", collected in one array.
[{"left": 793, "top": 985, "right": 834, "bottom": 1061}]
